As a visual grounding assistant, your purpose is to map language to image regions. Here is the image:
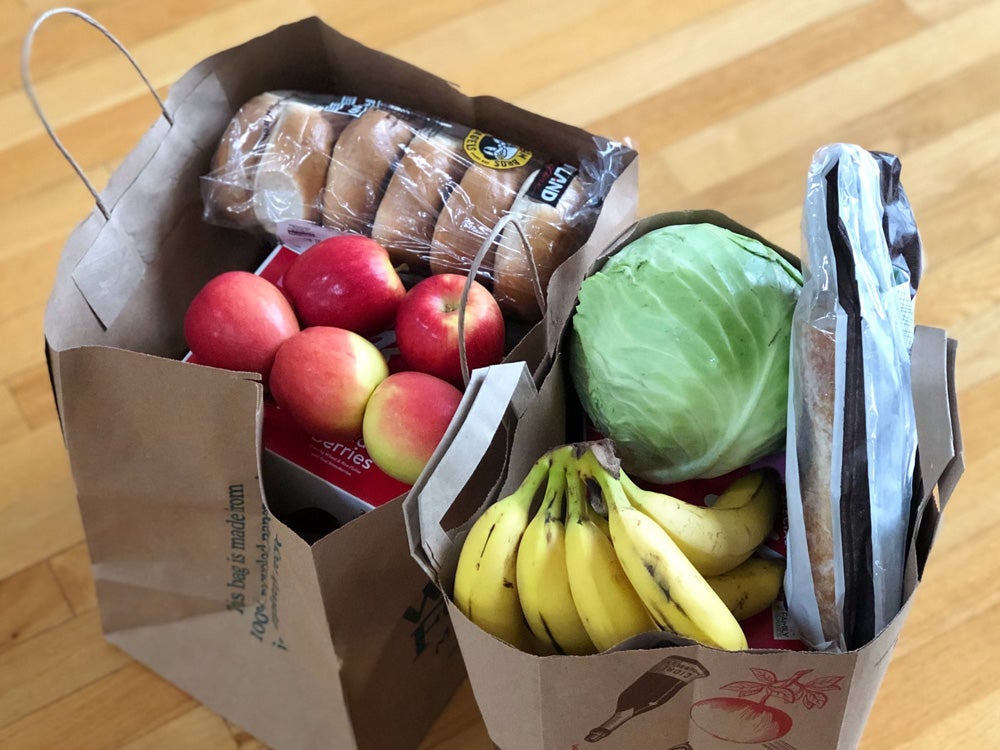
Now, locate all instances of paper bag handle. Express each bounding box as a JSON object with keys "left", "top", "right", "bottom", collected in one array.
[
  {"left": 21, "top": 7, "right": 172, "bottom": 220},
  {"left": 411, "top": 361, "right": 537, "bottom": 576},
  {"left": 457, "top": 211, "right": 536, "bottom": 386}
]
